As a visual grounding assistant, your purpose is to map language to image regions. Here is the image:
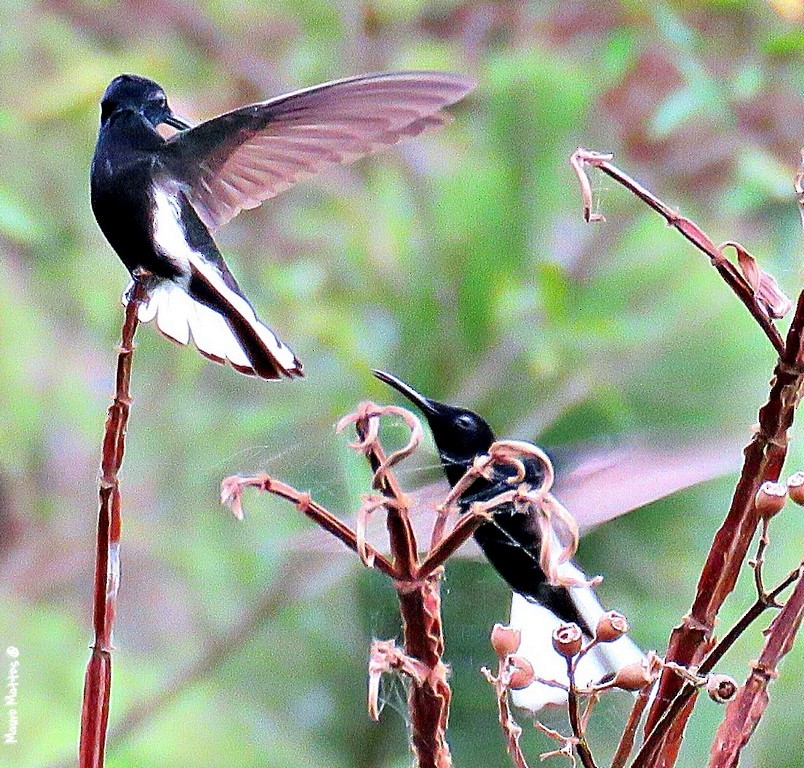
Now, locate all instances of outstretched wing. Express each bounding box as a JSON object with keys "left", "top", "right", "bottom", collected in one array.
[{"left": 159, "top": 71, "right": 476, "bottom": 230}]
